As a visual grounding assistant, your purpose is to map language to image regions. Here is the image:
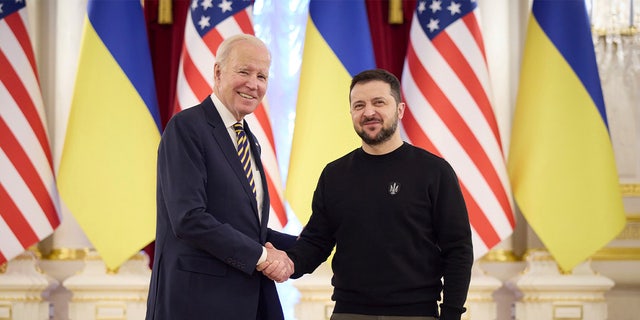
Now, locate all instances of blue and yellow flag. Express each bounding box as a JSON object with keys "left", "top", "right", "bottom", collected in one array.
[
  {"left": 508, "top": 0, "right": 626, "bottom": 271},
  {"left": 57, "top": 1, "right": 161, "bottom": 270},
  {"left": 285, "top": 0, "right": 375, "bottom": 225}
]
